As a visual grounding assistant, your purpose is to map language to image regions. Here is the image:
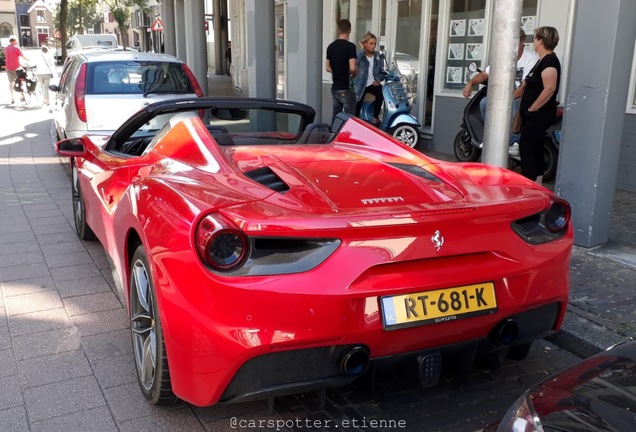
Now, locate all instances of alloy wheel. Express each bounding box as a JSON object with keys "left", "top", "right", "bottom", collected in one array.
[{"left": 130, "top": 259, "right": 157, "bottom": 391}]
